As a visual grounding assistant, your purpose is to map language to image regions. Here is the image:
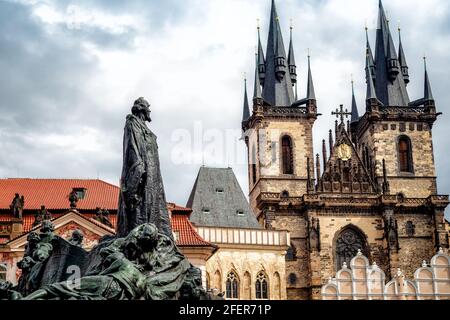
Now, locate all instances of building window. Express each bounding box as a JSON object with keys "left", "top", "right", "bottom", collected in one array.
[
  {"left": 285, "top": 244, "right": 296, "bottom": 261},
  {"left": 335, "top": 226, "right": 368, "bottom": 271},
  {"left": 202, "top": 207, "right": 210, "bottom": 214},
  {"left": 288, "top": 273, "right": 297, "bottom": 285},
  {"left": 255, "top": 272, "right": 268, "bottom": 299},
  {"left": 281, "top": 136, "right": 294, "bottom": 175},
  {"left": 398, "top": 136, "right": 413, "bottom": 173},
  {"left": 0, "top": 264, "right": 6, "bottom": 281},
  {"left": 236, "top": 210, "right": 245, "bottom": 216},
  {"left": 226, "top": 271, "right": 239, "bottom": 299},
  {"left": 251, "top": 146, "right": 257, "bottom": 185},
  {"left": 406, "top": 221, "right": 415, "bottom": 237},
  {"left": 216, "top": 188, "right": 224, "bottom": 194}
]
